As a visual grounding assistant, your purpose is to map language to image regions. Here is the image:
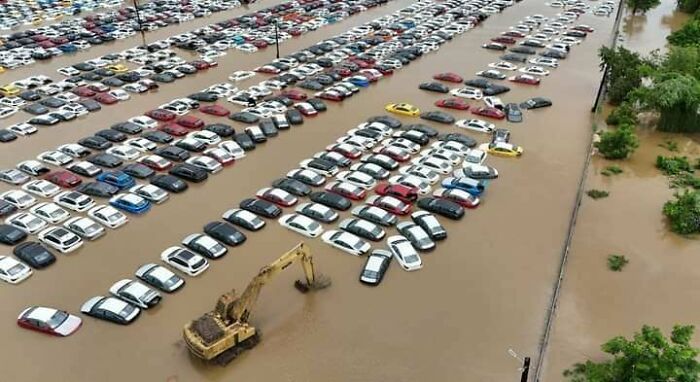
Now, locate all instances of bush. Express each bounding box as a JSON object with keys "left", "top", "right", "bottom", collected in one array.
[
  {"left": 601, "top": 165, "right": 624, "bottom": 176},
  {"left": 656, "top": 155, "right": 692, "bottom": 175},
  {"left": 670, "top": 173, "right": 700, "bottom": 189},
  {"left": 663, "top": 190, "right": 700, "bottom": 234},
  {"left": 667, "top": 18, "right": 700, "bottom": 47},
  {"left": 658, "top": 140, "right": 679, "bottom": 152},
  {"left": 605, "top": 103, "right": 638, "bottom": 126},
  {"left": 595, "top": 125, "right": 639, "bottom": 159},
  {"left": 587, "top": 189, "right": 610, "bottom": 199},
  {"left": 607, "top": 255, "right": 629, "bottom": 271}
]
